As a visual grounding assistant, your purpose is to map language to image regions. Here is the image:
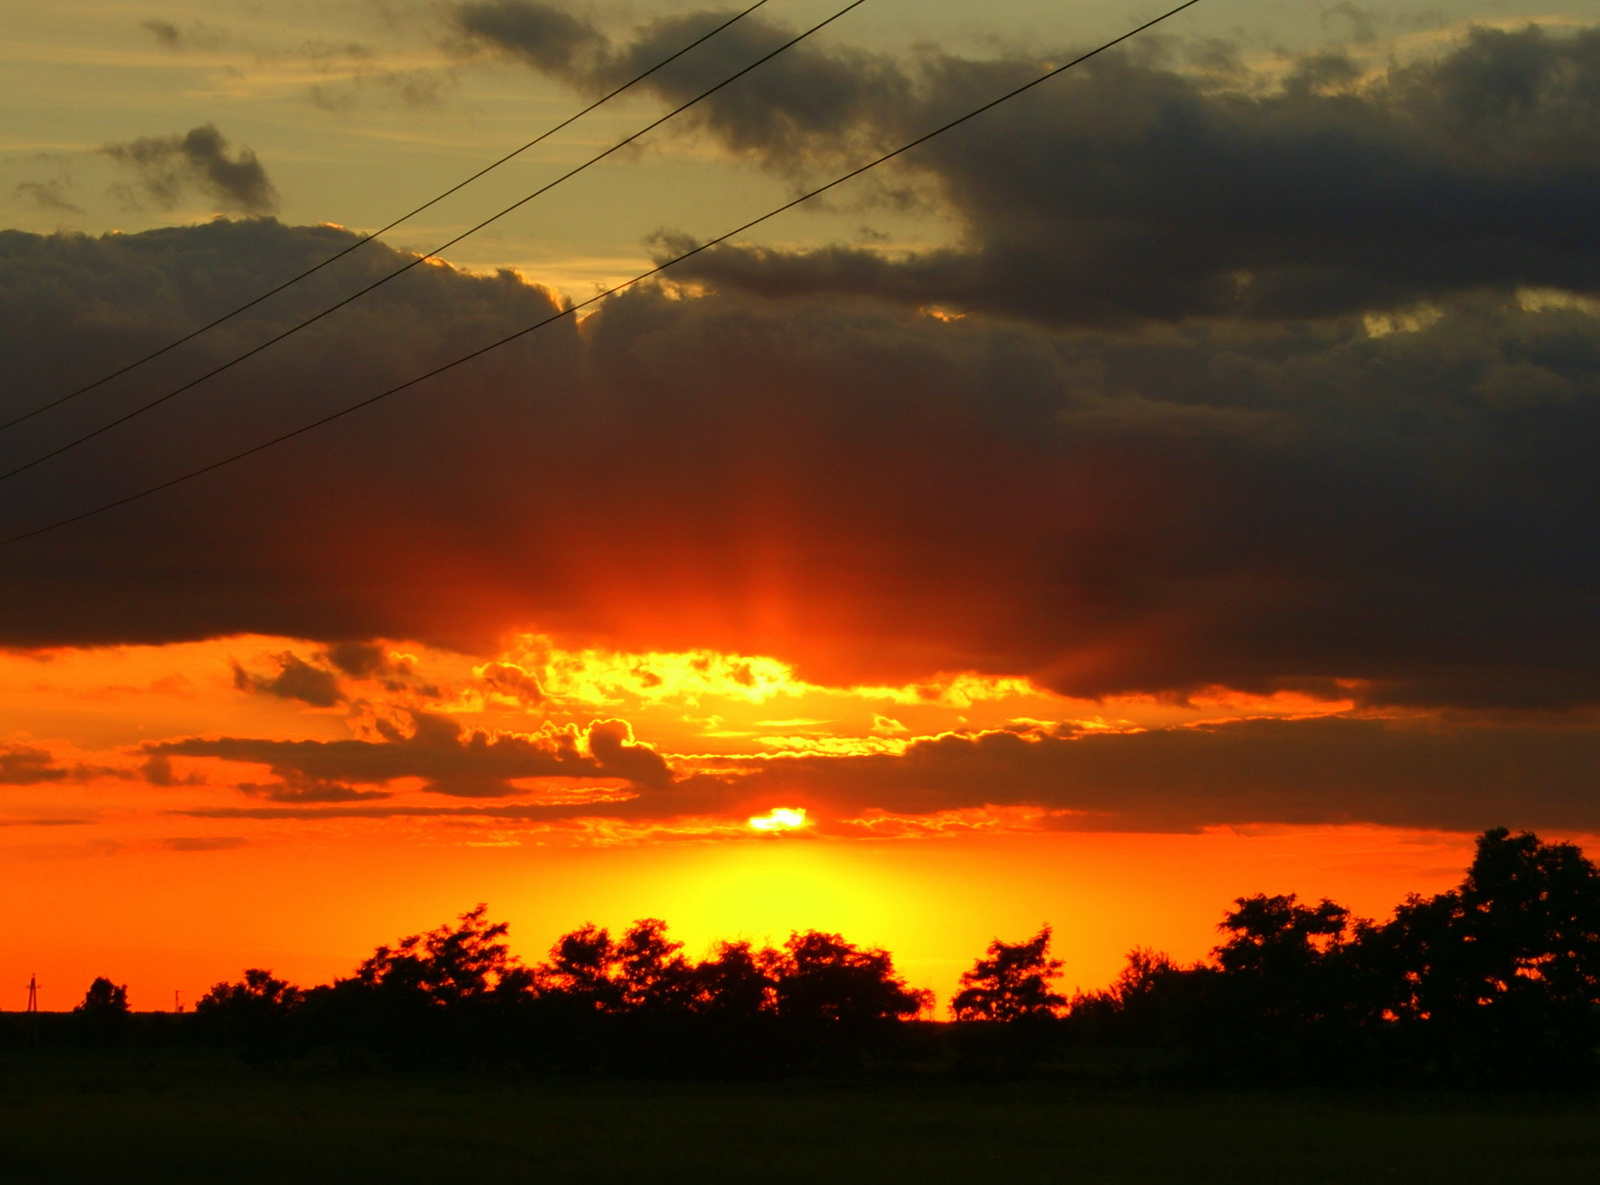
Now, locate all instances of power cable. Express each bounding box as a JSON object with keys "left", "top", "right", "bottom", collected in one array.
[
  {"left": 0, "top": 0, "right": 1202, "bottom": 549},
  {"left": 0, "top": 0, "right": 865, "bottom": 484},
  {"left": 0, "top": 0, "right": 775, "bottom": 435}
]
